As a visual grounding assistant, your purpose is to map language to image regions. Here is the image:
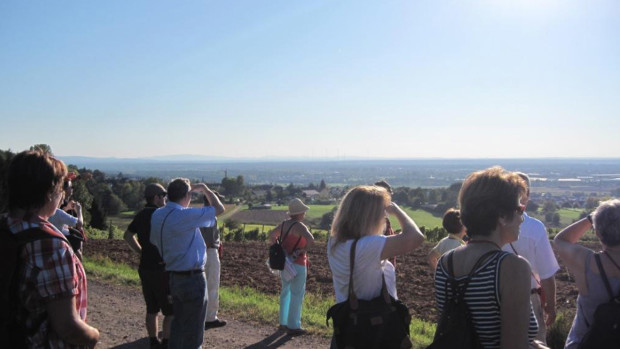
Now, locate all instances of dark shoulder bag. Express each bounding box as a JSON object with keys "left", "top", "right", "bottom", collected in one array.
[
  {"left": 578, "top": 252, "right": 620, "bottom": 349},
  {"left": 427, "top": 250, "right": 500, "bottom": 349},
  {"left": 268, "top": 221, "right": 298, "bottom": 271},
  {"left": 326, "top": 238, "right": 413, "bottom": 349}
]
